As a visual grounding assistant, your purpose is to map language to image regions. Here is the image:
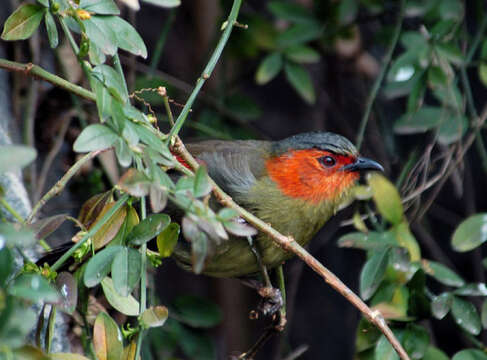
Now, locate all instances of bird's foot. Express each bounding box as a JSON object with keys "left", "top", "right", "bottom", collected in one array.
[{"left": 257, "top": 286, "right": 283, "bottom": 317}]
